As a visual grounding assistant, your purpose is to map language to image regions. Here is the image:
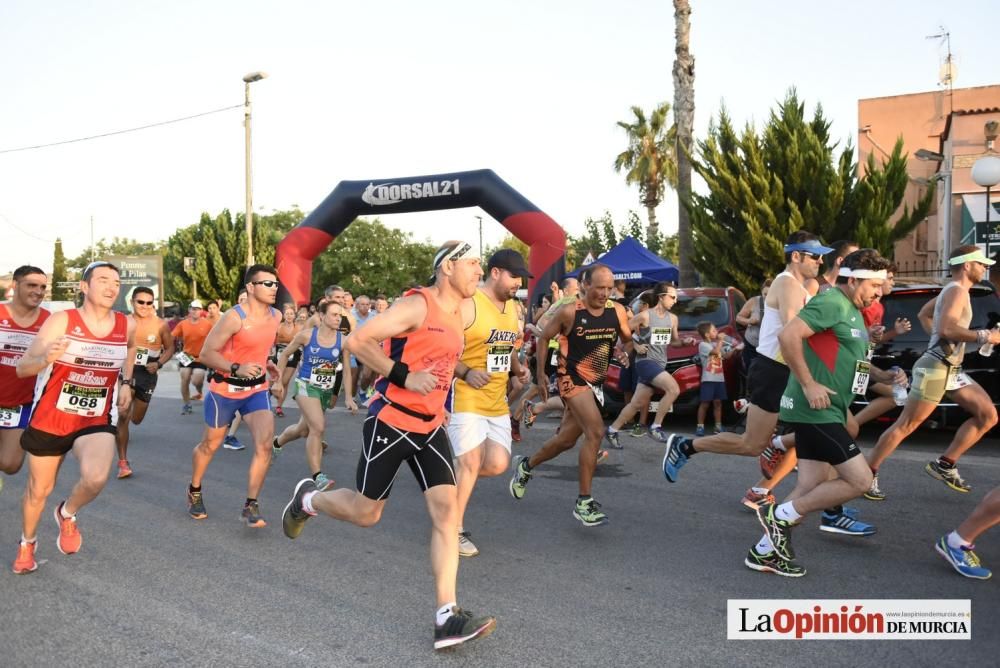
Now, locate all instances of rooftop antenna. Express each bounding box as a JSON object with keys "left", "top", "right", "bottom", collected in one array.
[{"left": 926, "top": 26, "right": 954, "bottom": 114}]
